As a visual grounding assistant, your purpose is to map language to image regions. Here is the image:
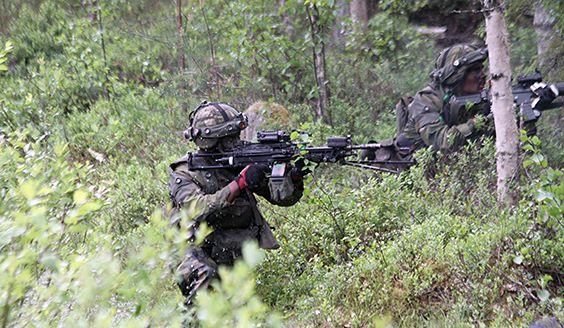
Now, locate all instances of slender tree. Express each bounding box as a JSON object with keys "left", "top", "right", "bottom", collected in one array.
[
  {"left": 333, "top": 0, "right": 349, "bottom": 46},
  {"left": 176, "top": 0, "right": 186, "bottom": 73},
  {"left": 483, "top": 0, "right": 520, "bottom": 207},
  {"left": 81, "top": 0, "right": 98, "bottom": 21},
  {"left": 533, "top": 0, "right": 554, "bottom": 70},
  {"left": 350, "top": 0, "right": 368, "bottom": 30},
  {"left": 199, "top": 0, "right": 221, "bottom": 98},
  {"left": 278, "top": 0, "right": 295, "bottom": 39},
  {"left": 176, "top": 0, "right": 190, "bottom": 111},
  {"left": 306, "top": 2, "right": 331, "bottom": 124}
]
